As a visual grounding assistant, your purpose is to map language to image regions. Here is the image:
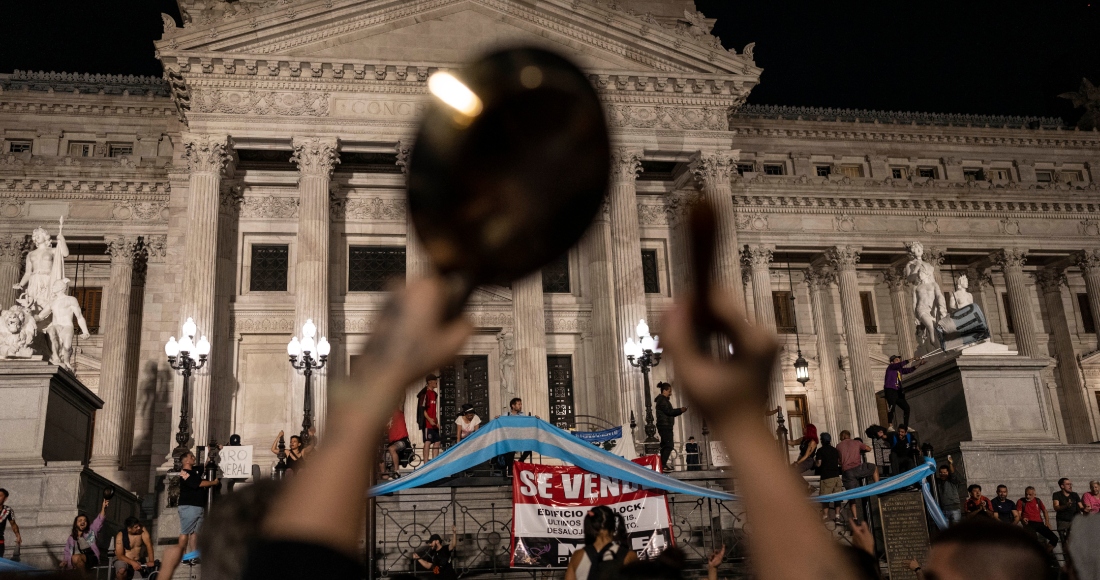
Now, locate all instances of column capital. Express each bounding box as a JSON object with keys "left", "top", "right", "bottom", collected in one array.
[
  {"left": 966, "top": 267, "right": 993, "bottom": 289},
  {"left": 881, "top": 267, "right": 907, "bottom": 290},
  {"left": 105, "top": 235, "right": 141, "bottom": 265},
  {"left": 689, "top": 149, "right": 739, "bottom": 188},
  {"left": 395, "top": 139, "right": 413, "bottom": 175},
  {"left": 219, "top": 184, "right": 245, "bottom": 214},
  {"left": 143, "top": 235, "right": 168, "bottom": 263},
  {"left": 610, "top": 146, "right": 644, "bottom": 183},
  {"left": 742, "top": 244, "right": 774, "bottom": 269},
  {"left": 0, "top": 234, "right": 28, "bottom": 261},
  {"left": 992, "top": 248, "right": 1028, "bottom": 272},
  {"left": 665, "top": 191, "right": 702, "bottom": 224},
  {"left": 1035, "top": 268, "right": 1068, "bottom": 293},
  {"left": 825, "top": 246, "right": 861, "bottom": 270},
  {"left": 805, "top": 266, "right": 836, "bottom": 289},
  {"left": 182, "top": 133, "right": 233, "bottom": 175},
  {"left": 291, "top": 136, "right": 340, "bottom": 177},
  {"left": 1075, "top": 249, "right": 1100, "bottom": 274},
  {"left": 923, "top": 246, "right": 946, "bottom": 267}
]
